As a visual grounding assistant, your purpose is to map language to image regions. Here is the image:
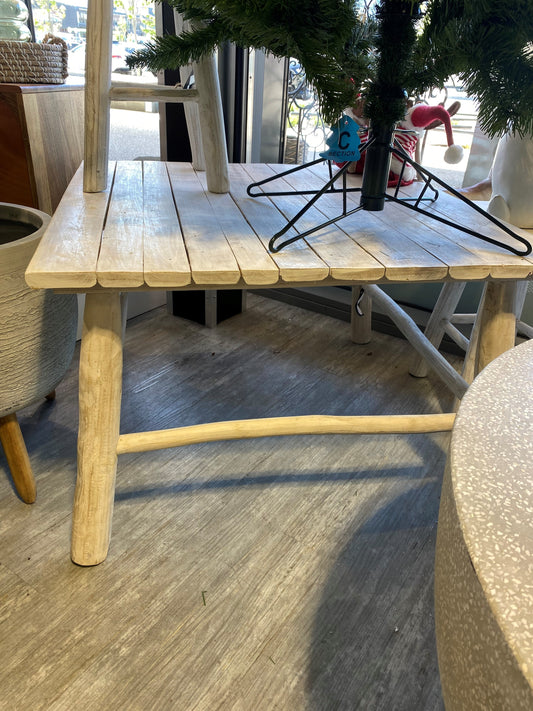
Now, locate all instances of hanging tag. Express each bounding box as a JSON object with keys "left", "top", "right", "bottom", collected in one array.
[{"left": 319, "top": 114, "right": 361, "bottom": 162}]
